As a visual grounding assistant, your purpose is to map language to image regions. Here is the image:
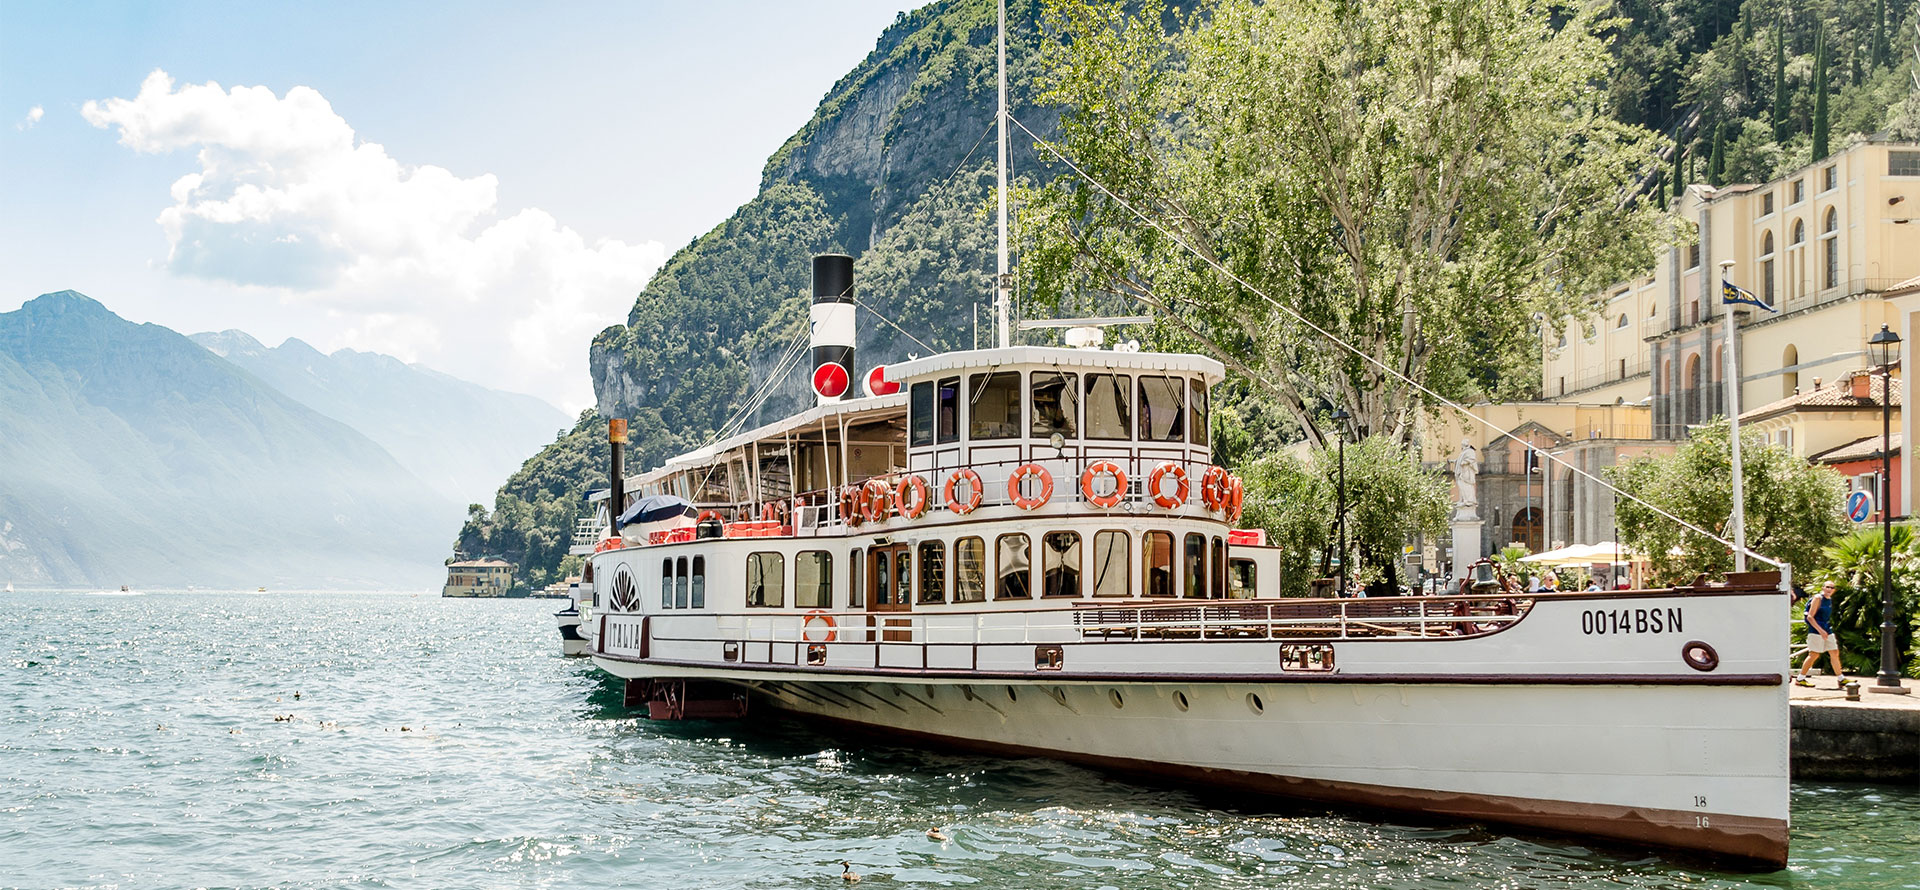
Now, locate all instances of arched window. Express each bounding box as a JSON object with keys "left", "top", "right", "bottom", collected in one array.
[
  {"left": 1684, "top": 354, "right": 1703, "bottom": 424},
  {"left": 1512, "top": 507, "right": 1543, "bottom": 553},
  {"left": 1823, "top": 207, "right": 1840, "bottom": 289},
  {"left": 1761, "top": 231, "right": 1776, "bottom": 303},
  {"left": 1782, "top": 344, "right": 1799, "bottom": 397},
  {"left": 1616, "top": 313, "right": 1630, "bottom": 329},
  {"left": 1713, "top": 346, "right": 1725, "bottom": 382},
  {"left": 1791, "top": 219, "right": 1805, "bottom": 244}
]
